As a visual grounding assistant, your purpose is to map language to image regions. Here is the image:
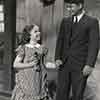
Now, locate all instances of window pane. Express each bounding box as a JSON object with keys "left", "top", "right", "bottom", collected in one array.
[
  {"left": 0, "top": 13, "right": 4, "bottom": 21},
  {"left": 0, "top": 23, "right": 4, "bottom": 32},
  {"left": 0, "top": 5, "right": 3, "bottom": 12}
]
